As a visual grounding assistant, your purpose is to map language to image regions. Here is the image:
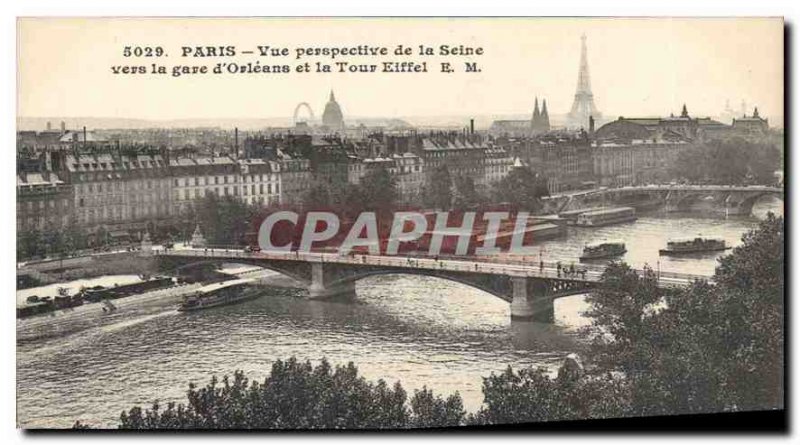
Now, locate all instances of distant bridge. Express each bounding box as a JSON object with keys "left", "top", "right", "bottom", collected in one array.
[
  {"left": 554, "top": 184, "right": 783, "bottom": 215},
  {"left": 157, "top": 248, "right": 711, "bottom": 324}
]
